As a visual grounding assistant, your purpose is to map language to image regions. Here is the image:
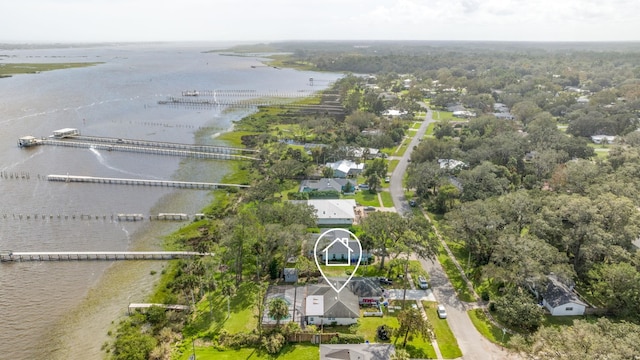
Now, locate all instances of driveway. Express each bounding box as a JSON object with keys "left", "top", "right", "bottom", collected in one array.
[
  {"left": 390, "top": 107, "right": 520, "bottom": 359},
  {"left": 386, "top": 288, "right": 435, "bottom": 302}
]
